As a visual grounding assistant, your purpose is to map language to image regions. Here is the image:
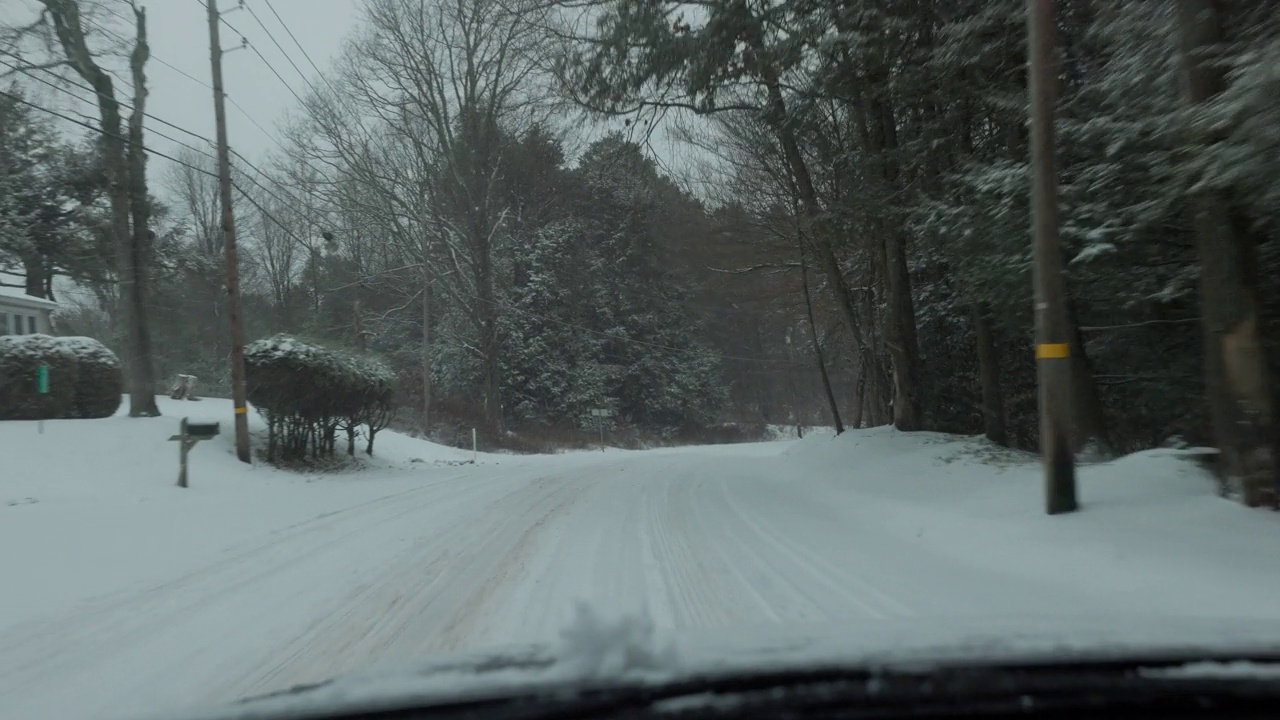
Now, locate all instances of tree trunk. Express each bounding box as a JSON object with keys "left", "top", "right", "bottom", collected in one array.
[
  {"left": 858, "top": 290, "right": 892, "bottom": 426},
  {"left": 43, "top": 1, "right": 159, "bottom": 415},
  {"left": 760, "top": 69, "right": 867, "bottom": 383},
  {"left": 22, "top": 253, "right": 48, "bottom": 299},
  {"left": 850, "top": 367, "right": 866, "bottom": 430},
  {"left": 799, "top": 240, "right": 844, "bottom": 434},
  {"left": 972, "top": 302, "right": 1008, "bottom": 446},
  {"left": 478, "top": 254, "right": 502, "bottom": 432},
  {"left": 883, "top": 231, "right": 921, "bottom": 431},
  {"left": 421, "top": 271, "right": 433, "bottom": 435},
  {"left": 867, "top": 91, "right": 922, "bottom": 432},
  {"left": 1176, "top": 0, "right": 1278, "bottom": 506},
  {"left": 1066, "top": 295, "right": 1112, "bottom": 455},
  {"left": 125, "top": 6, "right": 159, "bottom": 416}
]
